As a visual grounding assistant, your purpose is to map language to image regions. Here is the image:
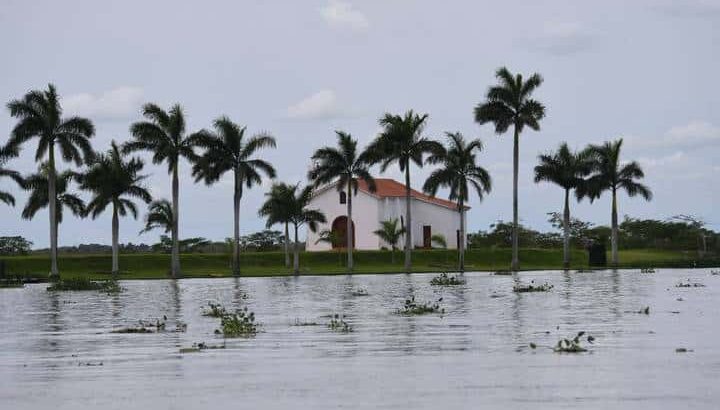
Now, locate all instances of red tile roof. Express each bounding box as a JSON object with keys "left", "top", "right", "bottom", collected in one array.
[{"left": 356, "top": 178, "right": 468, "bottom": 210}]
